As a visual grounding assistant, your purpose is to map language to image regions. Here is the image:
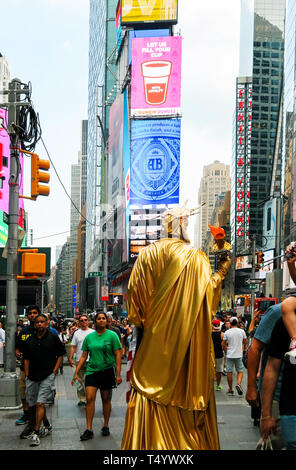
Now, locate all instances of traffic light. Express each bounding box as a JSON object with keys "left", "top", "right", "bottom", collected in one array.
[
  {"left": 257, "top": 251, "right": 264, "bottom": 269},
  {"left": 31, "top": 153, "right": 50, "bottom": 198}
]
